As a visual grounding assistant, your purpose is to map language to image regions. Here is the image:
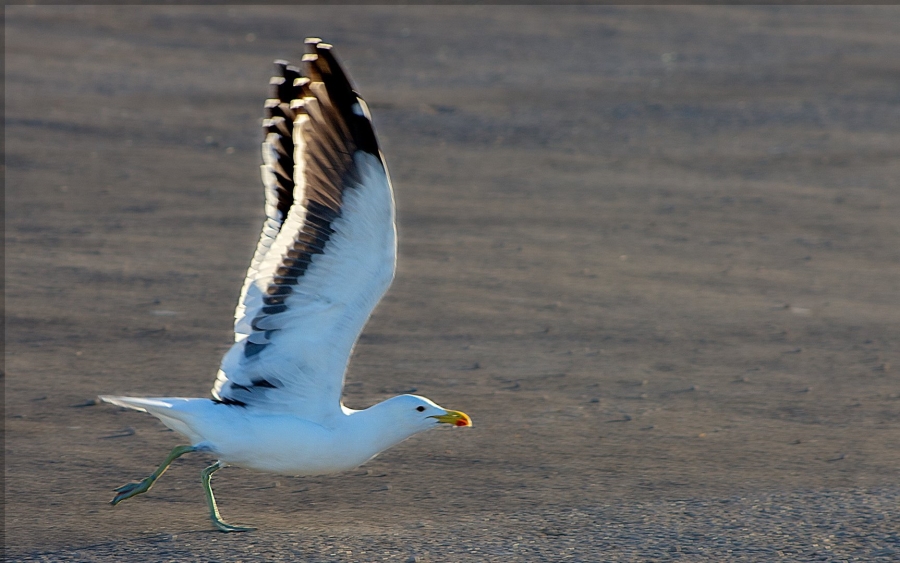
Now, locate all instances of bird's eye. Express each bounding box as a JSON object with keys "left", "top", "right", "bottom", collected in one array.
[{"left": 416, "top": 406, "right": 425, "bottom": 412}]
